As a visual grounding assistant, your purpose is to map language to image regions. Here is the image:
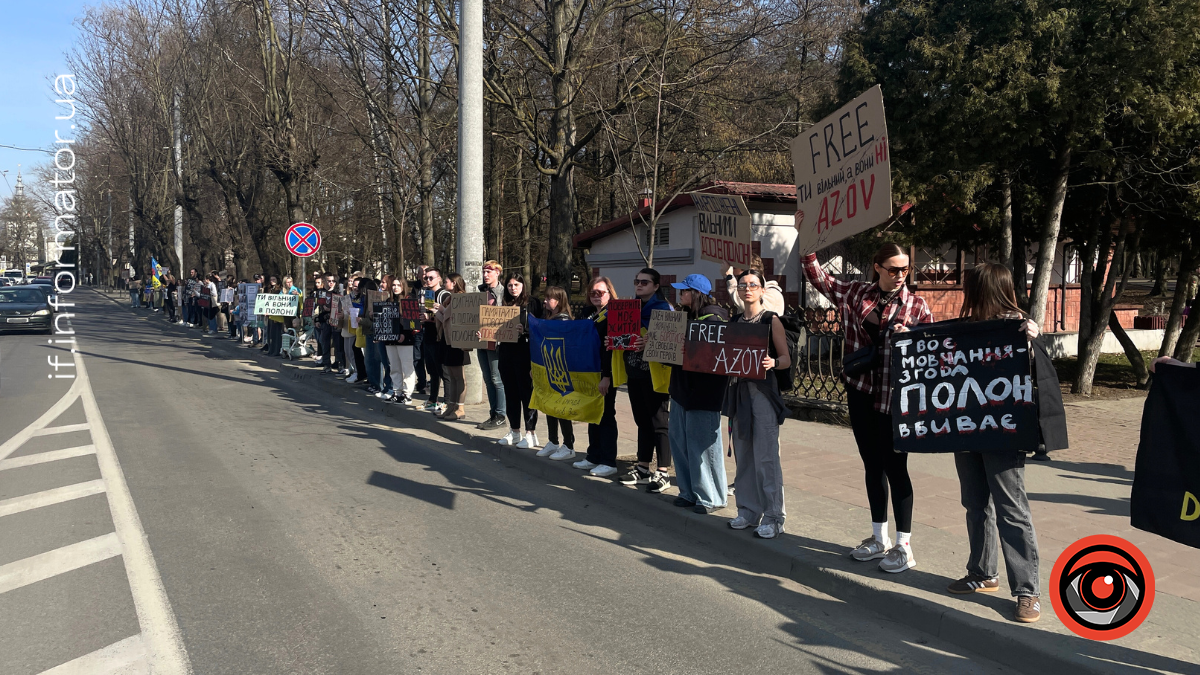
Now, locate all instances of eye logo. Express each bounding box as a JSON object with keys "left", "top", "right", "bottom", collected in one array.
[{"left": 1050, "top": 535, "right": 1154, "bottom": 640}]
